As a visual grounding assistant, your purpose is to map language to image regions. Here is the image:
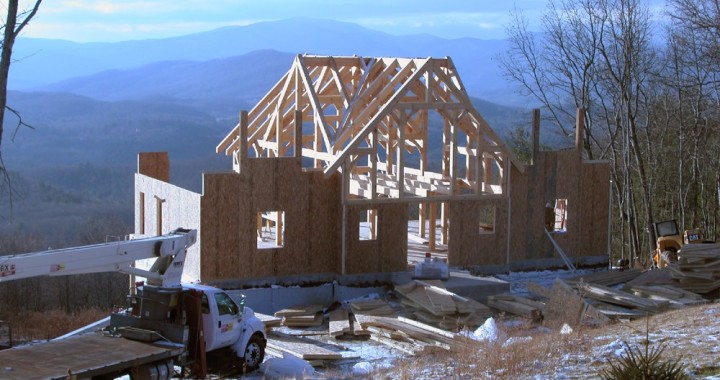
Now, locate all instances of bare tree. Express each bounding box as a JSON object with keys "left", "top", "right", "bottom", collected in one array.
[
  {"left": 501, "top": 0, "right": 658, "bottom": 264},
  {"left": 0, "top": 0, "right": 42, "bottom": 211}
]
